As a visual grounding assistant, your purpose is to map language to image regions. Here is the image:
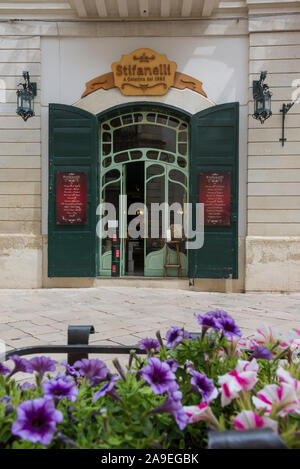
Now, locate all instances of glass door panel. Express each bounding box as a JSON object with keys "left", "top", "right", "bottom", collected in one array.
[
  {"left": 167, "top": 175, "right": 188, "bottom": 277},
  {"left": 145, "top": 163, "right": 166, "bottom": 277},
  {"left": 119, "top": 164, "right": 126, "bottom": 277},
  {"left": 99, "top": 169, "right": 121, "bottom": 276}
]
